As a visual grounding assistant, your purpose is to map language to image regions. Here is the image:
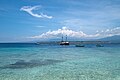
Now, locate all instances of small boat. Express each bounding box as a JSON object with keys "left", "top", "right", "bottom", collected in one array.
[
  {"left": 60, "top": 35, "right": 69, "bottom": 45},
  {"left": 75, "top": 44, "right": 85, "bottom": 47},
  {"left": 60, "top": 41, "right": 69, "bottom": 45},
  {"left": 96, "top": 44, "right": 104, "bottom": 47}
]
